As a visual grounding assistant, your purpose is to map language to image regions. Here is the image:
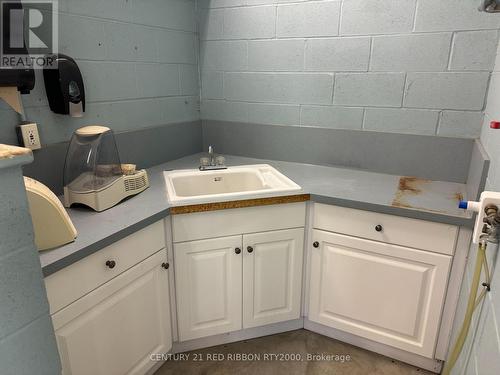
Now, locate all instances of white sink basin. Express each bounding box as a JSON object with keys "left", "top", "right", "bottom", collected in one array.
[{"left": 164, "top": 164, "right": 302, "bottom": 206}]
